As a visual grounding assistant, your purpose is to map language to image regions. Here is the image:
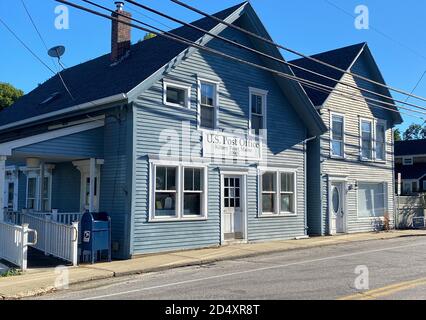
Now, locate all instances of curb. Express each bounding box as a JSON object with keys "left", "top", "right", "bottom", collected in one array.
[{"left": 2, "top": 231, "right": 425, "bottom": 299}]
